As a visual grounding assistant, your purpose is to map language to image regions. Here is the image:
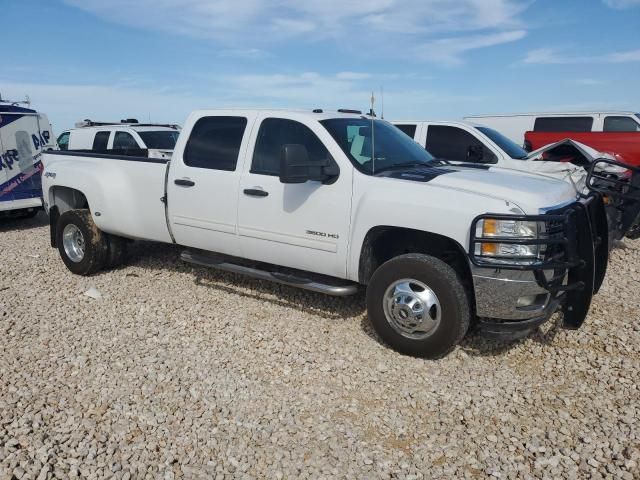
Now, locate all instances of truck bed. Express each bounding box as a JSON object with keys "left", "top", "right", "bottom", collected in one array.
[{"left": 42, "top": 150, "right": 172, "bottom": 243}]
